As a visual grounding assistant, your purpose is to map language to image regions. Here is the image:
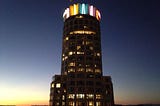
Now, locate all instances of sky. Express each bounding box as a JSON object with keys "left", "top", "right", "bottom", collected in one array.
[{"left": 0, "top": 0, "right": 160, "bottom": 105}]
